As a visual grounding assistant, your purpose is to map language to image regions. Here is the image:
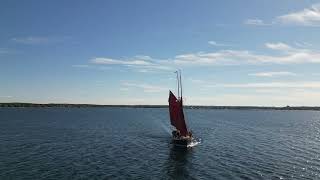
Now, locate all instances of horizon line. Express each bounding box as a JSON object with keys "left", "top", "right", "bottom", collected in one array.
[{"left": 1, "top": 102, "right": 319, "bottom": 108}]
